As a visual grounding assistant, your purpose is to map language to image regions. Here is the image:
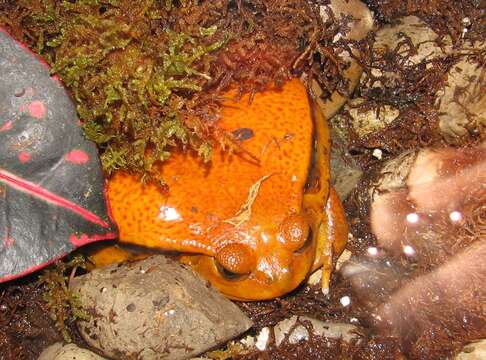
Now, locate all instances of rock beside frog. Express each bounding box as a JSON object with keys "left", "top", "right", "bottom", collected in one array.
[
  {"left": 332, "top": 16, "right": 451, "bottom": 141},
  {"left": 225, "top": 316, "right": 360, "bottom": 355},
  {"left": 437, "top": 41, "right": 486, "bottom": 143},
  {"left": 71, "top": 255, "right": 252, "bottom": 360},
  {"left": 330, "top": 97, "right": 401, "bottom": 140},
  {"left": 314, "top": 0, "right": 373, "bottom": 200},
  {"left": 38, "top": 343, "right": 107, "bottom": 360},
  {"left": 363, "top": 149, "right": 416, "bottom": 202}
]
